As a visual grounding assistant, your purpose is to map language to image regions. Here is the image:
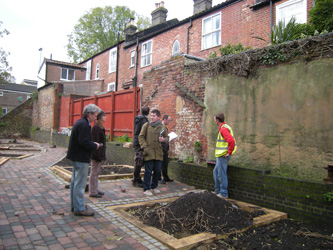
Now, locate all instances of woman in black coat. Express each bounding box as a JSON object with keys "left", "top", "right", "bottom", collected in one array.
[{"left": 89, "top": 111, "right": 106, "bottom": 198}]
